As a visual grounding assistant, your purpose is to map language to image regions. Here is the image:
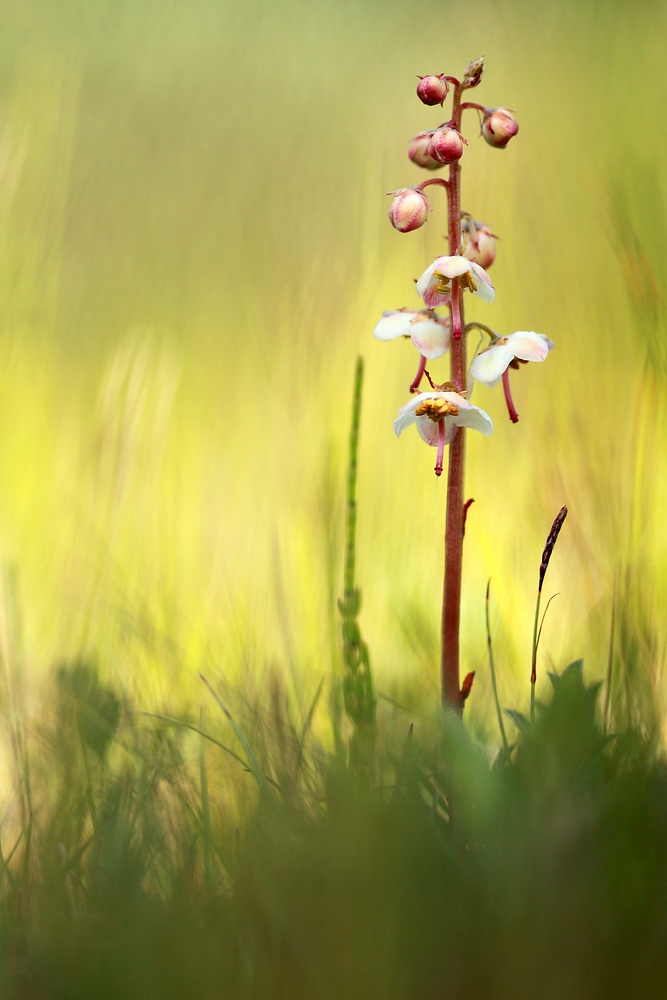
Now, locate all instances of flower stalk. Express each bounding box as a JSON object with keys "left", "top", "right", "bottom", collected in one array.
[
  {"left": 375, "top": 57, "right": 549, "bottom": 718},
  {"left": 441, "top": 78, "right": 467, "bottom": 707}
]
